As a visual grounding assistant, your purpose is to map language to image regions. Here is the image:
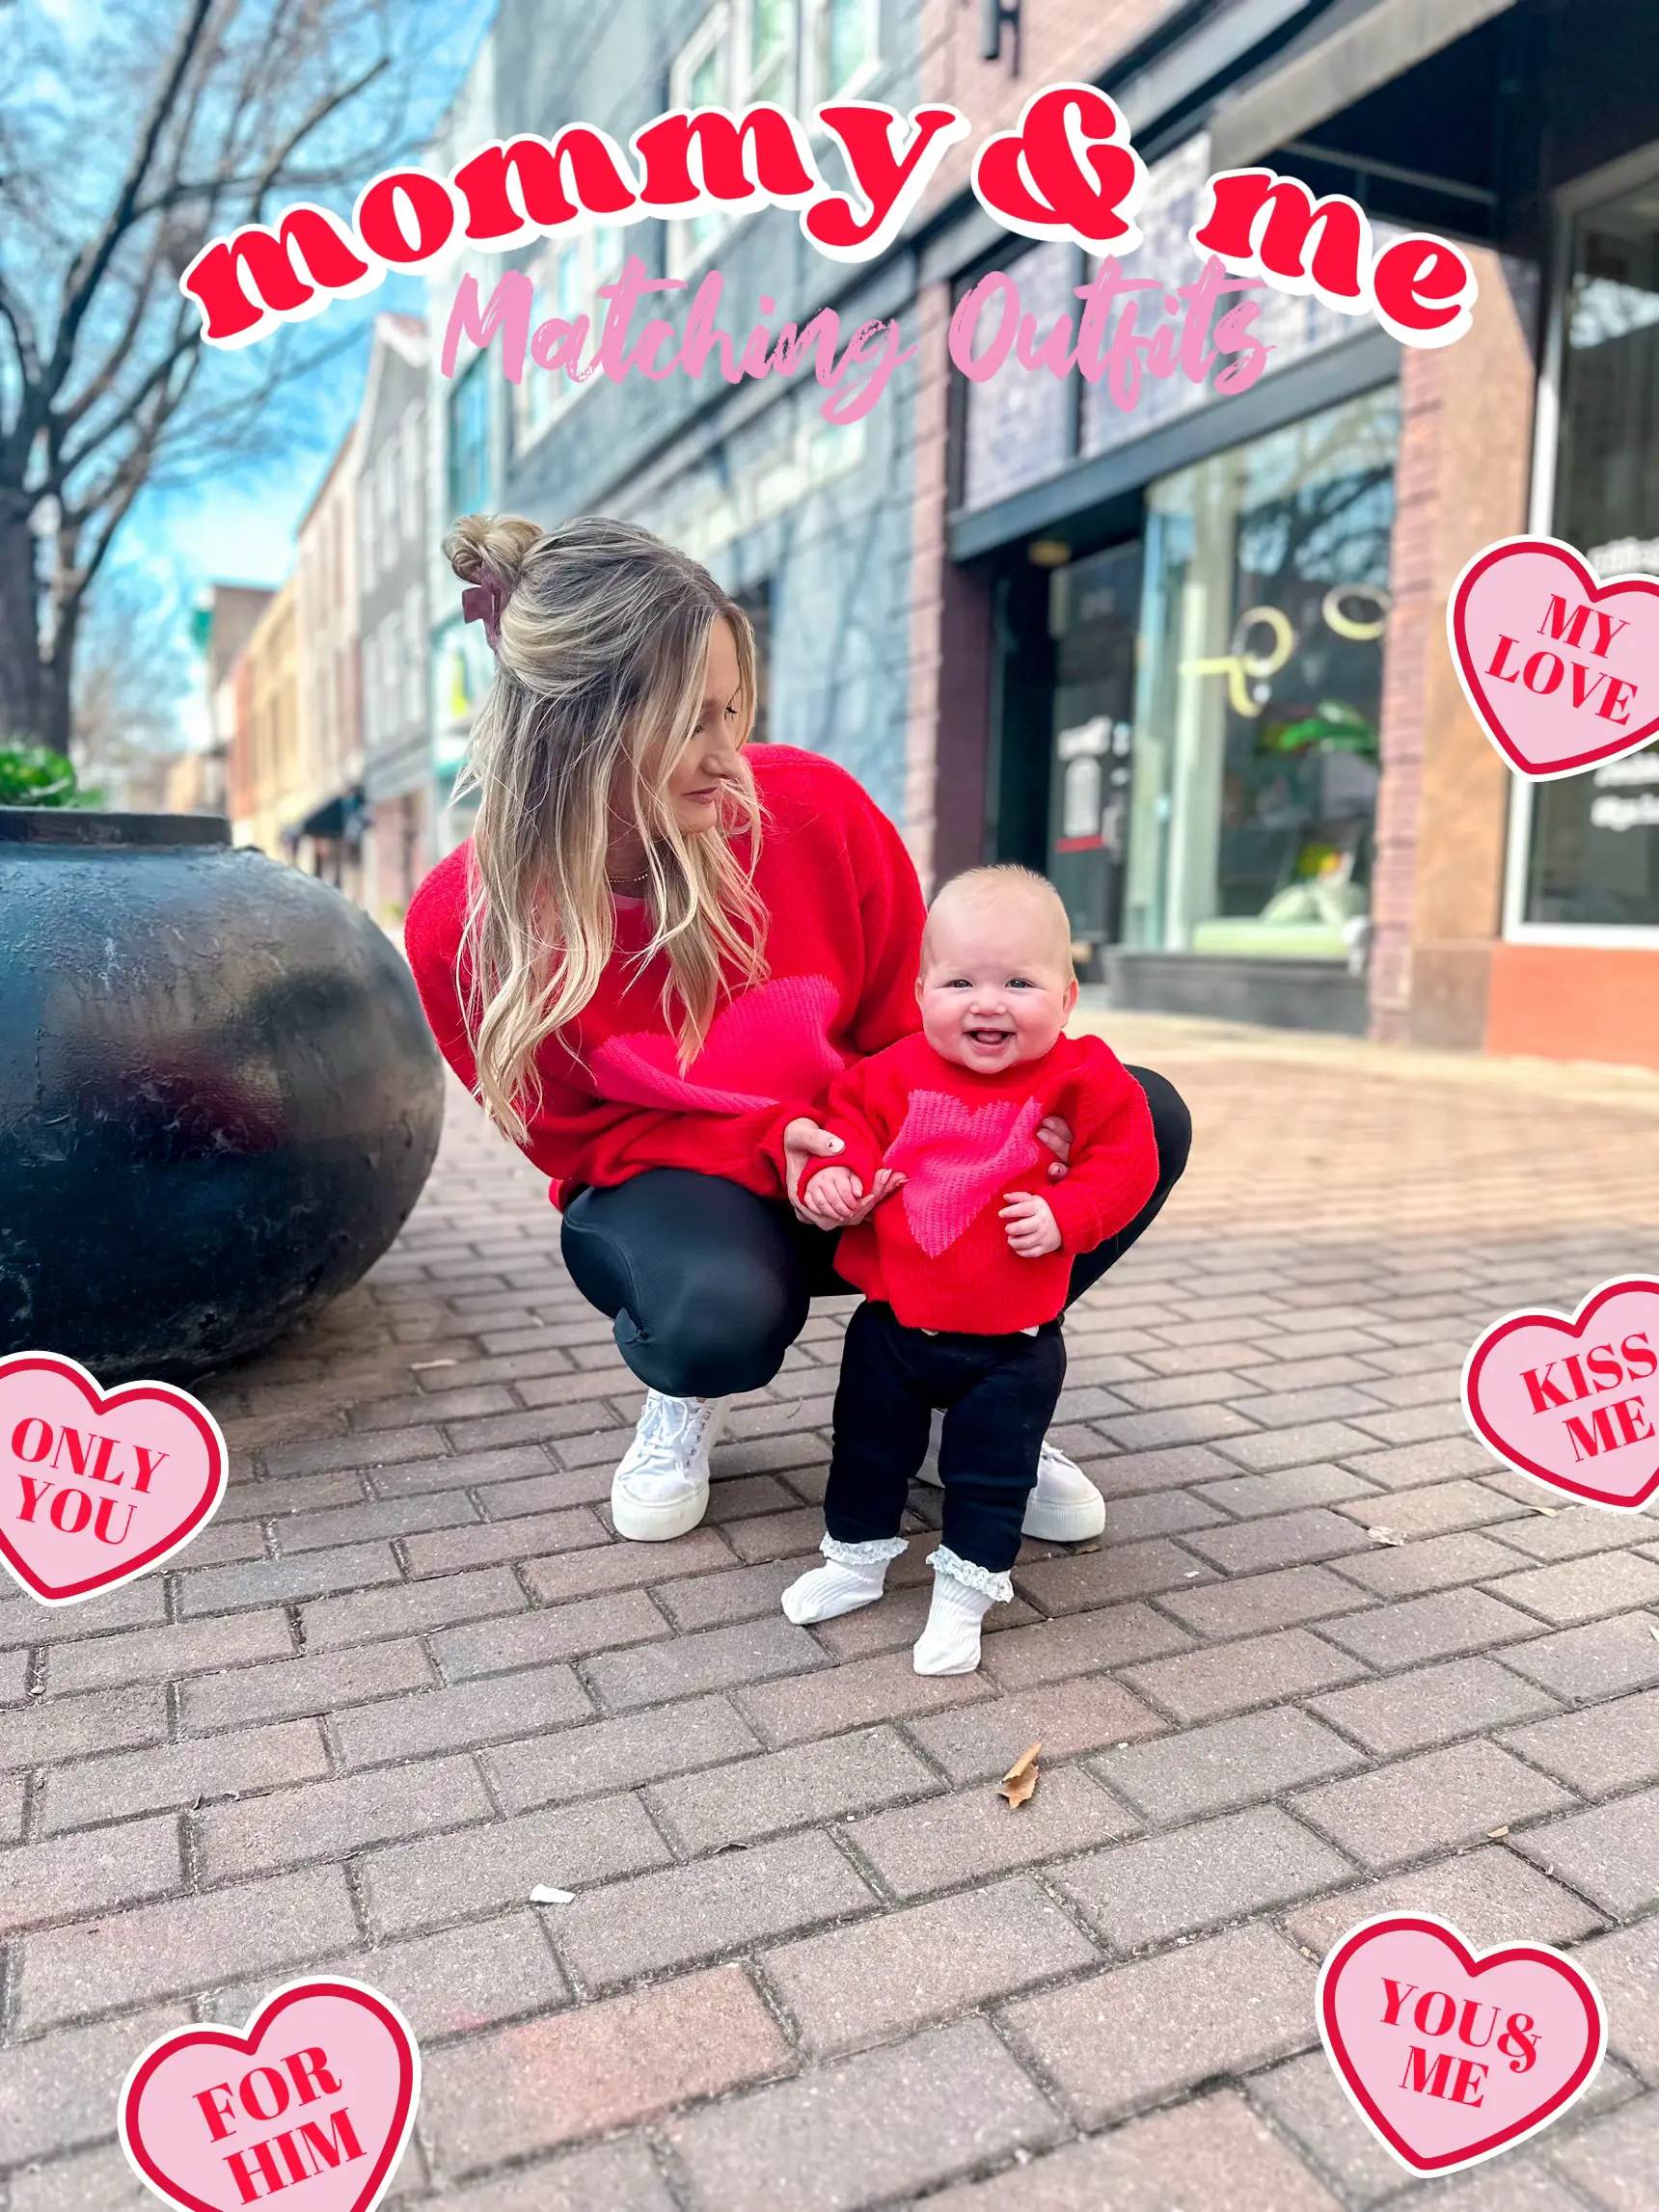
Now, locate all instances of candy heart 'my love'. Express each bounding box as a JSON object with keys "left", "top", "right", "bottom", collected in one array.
[{"left": 1449, "top": 535, "right": 1659, "bottom": 779}]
